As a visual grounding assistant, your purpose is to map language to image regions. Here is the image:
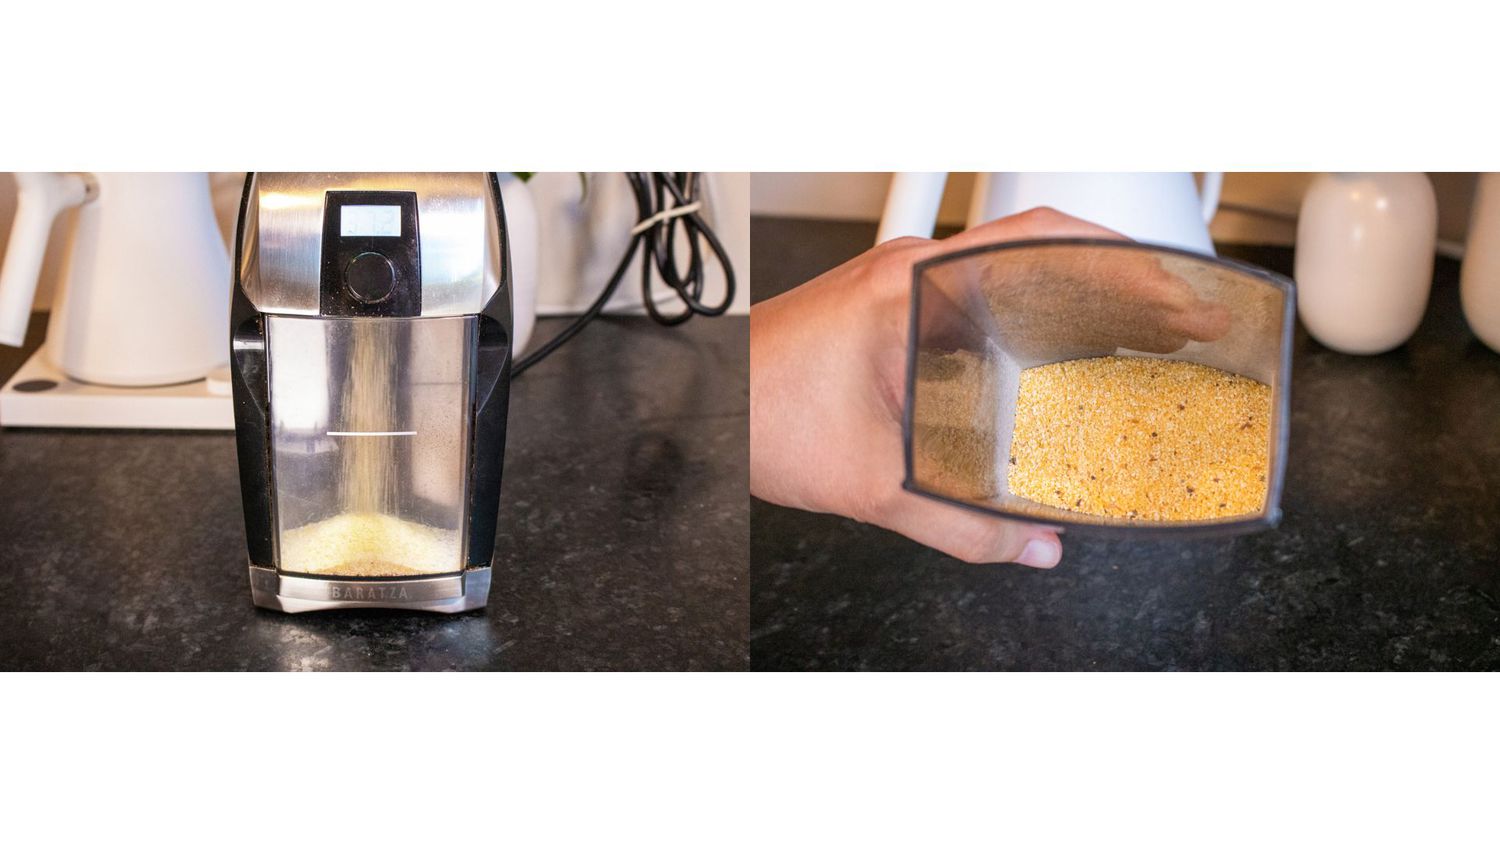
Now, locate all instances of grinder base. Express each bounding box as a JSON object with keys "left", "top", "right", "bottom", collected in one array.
[{"left": 249, "top": 566, "right": 490, "bottom": 613}]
